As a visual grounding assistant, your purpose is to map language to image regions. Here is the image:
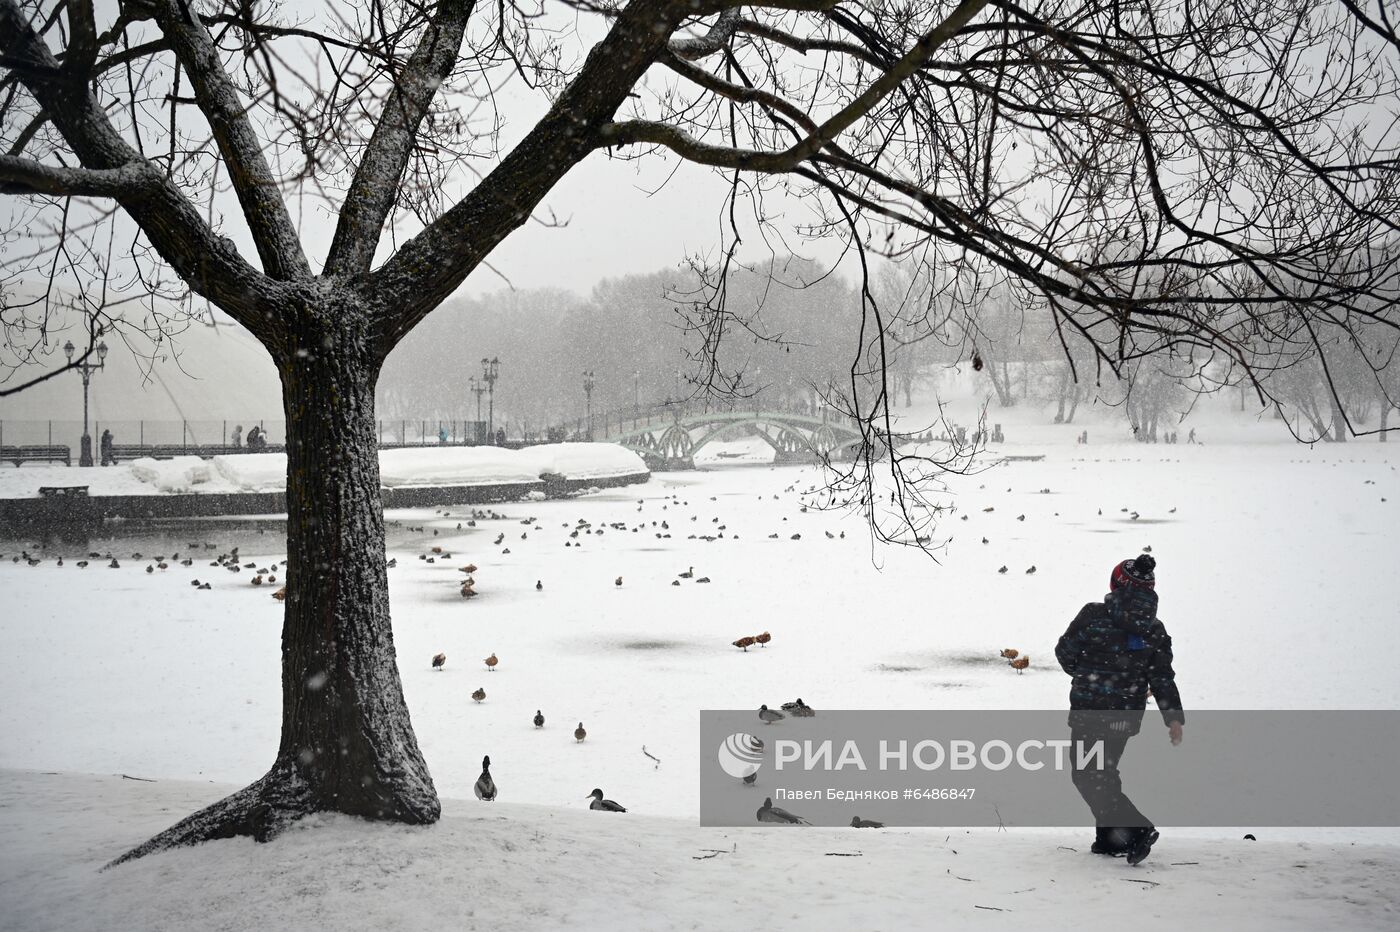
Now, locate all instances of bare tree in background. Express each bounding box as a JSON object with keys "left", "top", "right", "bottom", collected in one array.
[{"left": 4, "top": 0, "right": 1400, "bottom": 859}]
